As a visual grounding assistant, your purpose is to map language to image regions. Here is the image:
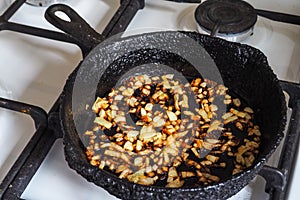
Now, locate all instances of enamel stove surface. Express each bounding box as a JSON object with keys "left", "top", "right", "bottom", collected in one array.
[{"left": 0, "top": 0, "right": 299, "bottom": 199}]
